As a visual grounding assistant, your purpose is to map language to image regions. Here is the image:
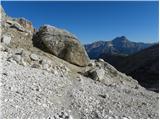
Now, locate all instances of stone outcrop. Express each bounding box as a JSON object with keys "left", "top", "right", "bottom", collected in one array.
[
  {"left": 6, "top": 19, "right": 26, "bottom": 32},
  {"left": 16, "top": 18, "right": 35, "bottom": 33},
  {"left": 34, "top": 25, "right": 90, "bottom": 66},
  {"left": 0, "top": 6, "right": 34, "bottom": 50},
  {"left": 0, "top": 5, "right": 6, "bottom": 21}
]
